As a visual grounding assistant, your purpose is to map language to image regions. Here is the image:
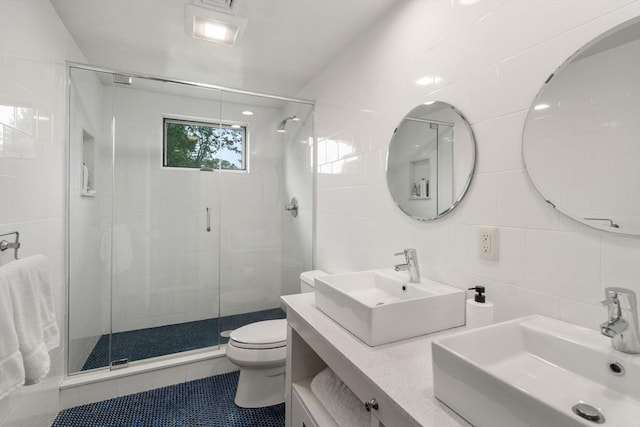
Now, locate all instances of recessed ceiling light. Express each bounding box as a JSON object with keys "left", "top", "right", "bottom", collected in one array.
[
  {"left": 193, "top": 16, "right": 240, "bottom": 45},
  {"left": 203, "top": 22, "right": 228, "bottom": 41},
  {"left": 534, "top": 103, "right": 550, "bottom": 111},
  {"left": 186, "top": 4, "right": 247, "bottom": 47},
  {"left": 242, "top": 110, "right": 254, "bottom": 116}
]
